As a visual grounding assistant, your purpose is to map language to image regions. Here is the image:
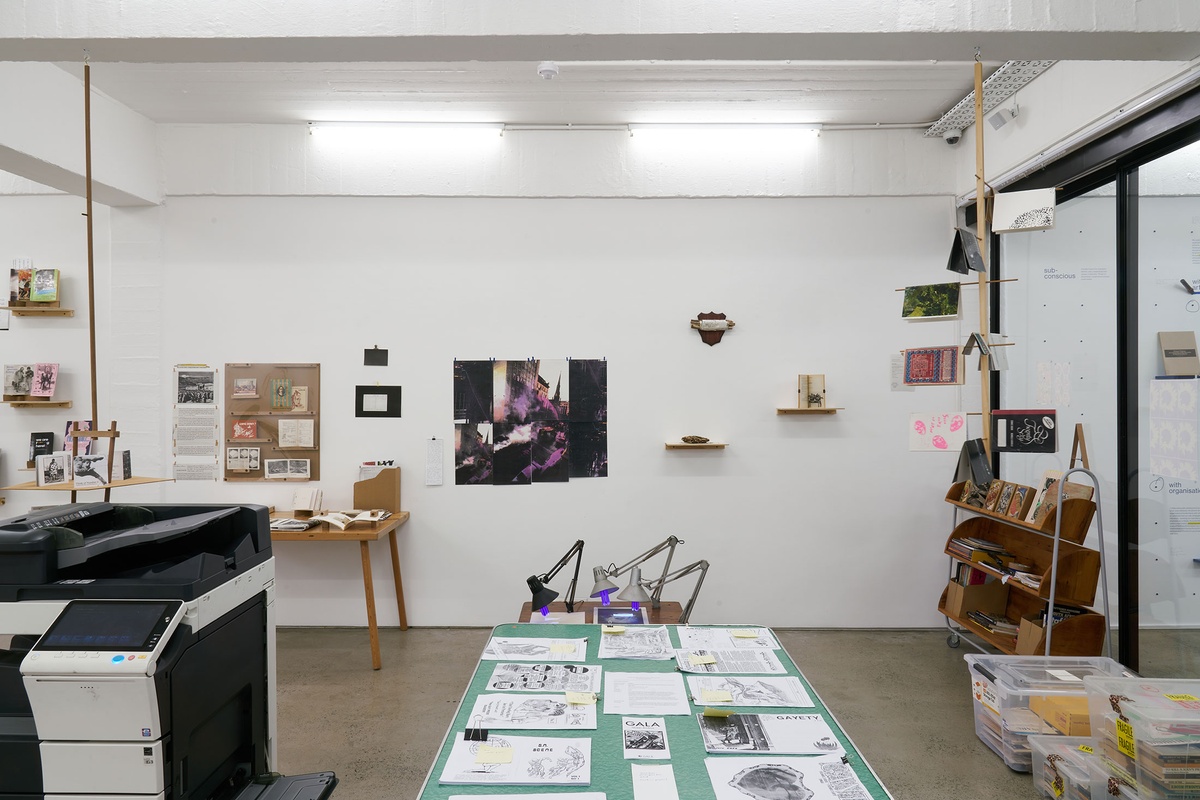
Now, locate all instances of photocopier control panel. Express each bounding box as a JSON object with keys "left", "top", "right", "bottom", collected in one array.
[{"left": 21, "top": 599, "right": 185, "bottom": 676}]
